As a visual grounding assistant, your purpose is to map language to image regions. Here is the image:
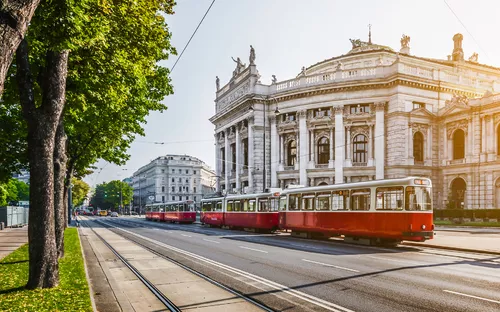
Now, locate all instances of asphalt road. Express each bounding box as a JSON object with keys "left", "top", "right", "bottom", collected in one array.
[{"left": 95, "top": 217, "right": 500, "bottom": 312}]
